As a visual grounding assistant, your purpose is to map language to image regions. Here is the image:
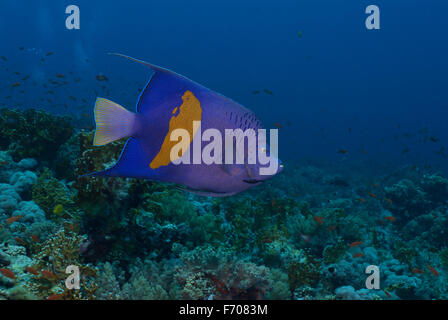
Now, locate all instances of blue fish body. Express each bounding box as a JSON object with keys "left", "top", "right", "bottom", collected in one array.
[{"left": 86, "top": 53, "right": 282, "bottom": 197}]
